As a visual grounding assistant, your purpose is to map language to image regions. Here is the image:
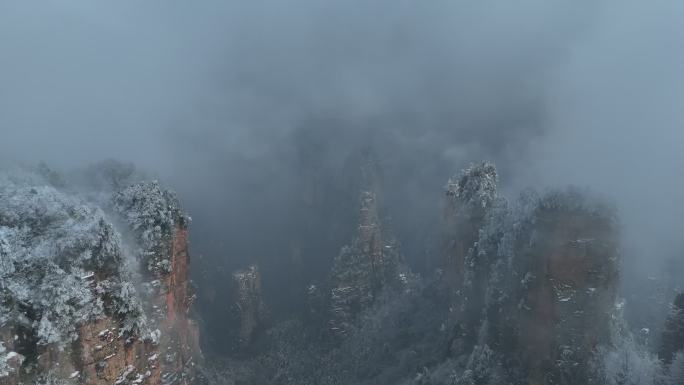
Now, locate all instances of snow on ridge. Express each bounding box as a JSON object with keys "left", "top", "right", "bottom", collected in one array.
[{"left": 0, "top": 167, "right": 151, "bottom": 349}]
